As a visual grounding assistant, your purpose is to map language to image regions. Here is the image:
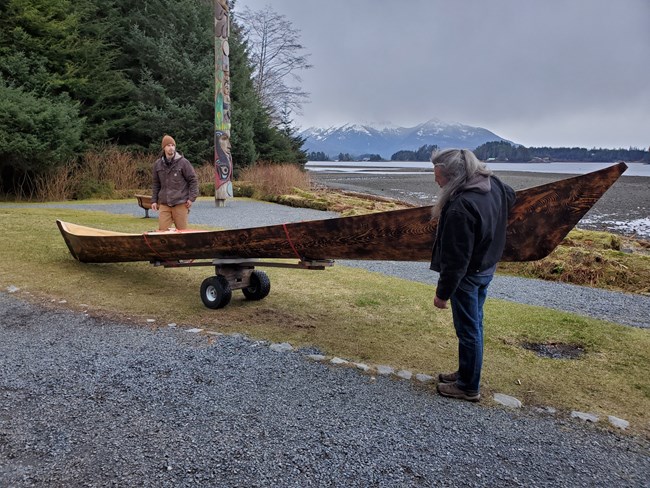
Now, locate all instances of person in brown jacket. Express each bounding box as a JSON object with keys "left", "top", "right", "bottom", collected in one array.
[{"left": 151, "top": 135, "right": 199, "bottom": 231}]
